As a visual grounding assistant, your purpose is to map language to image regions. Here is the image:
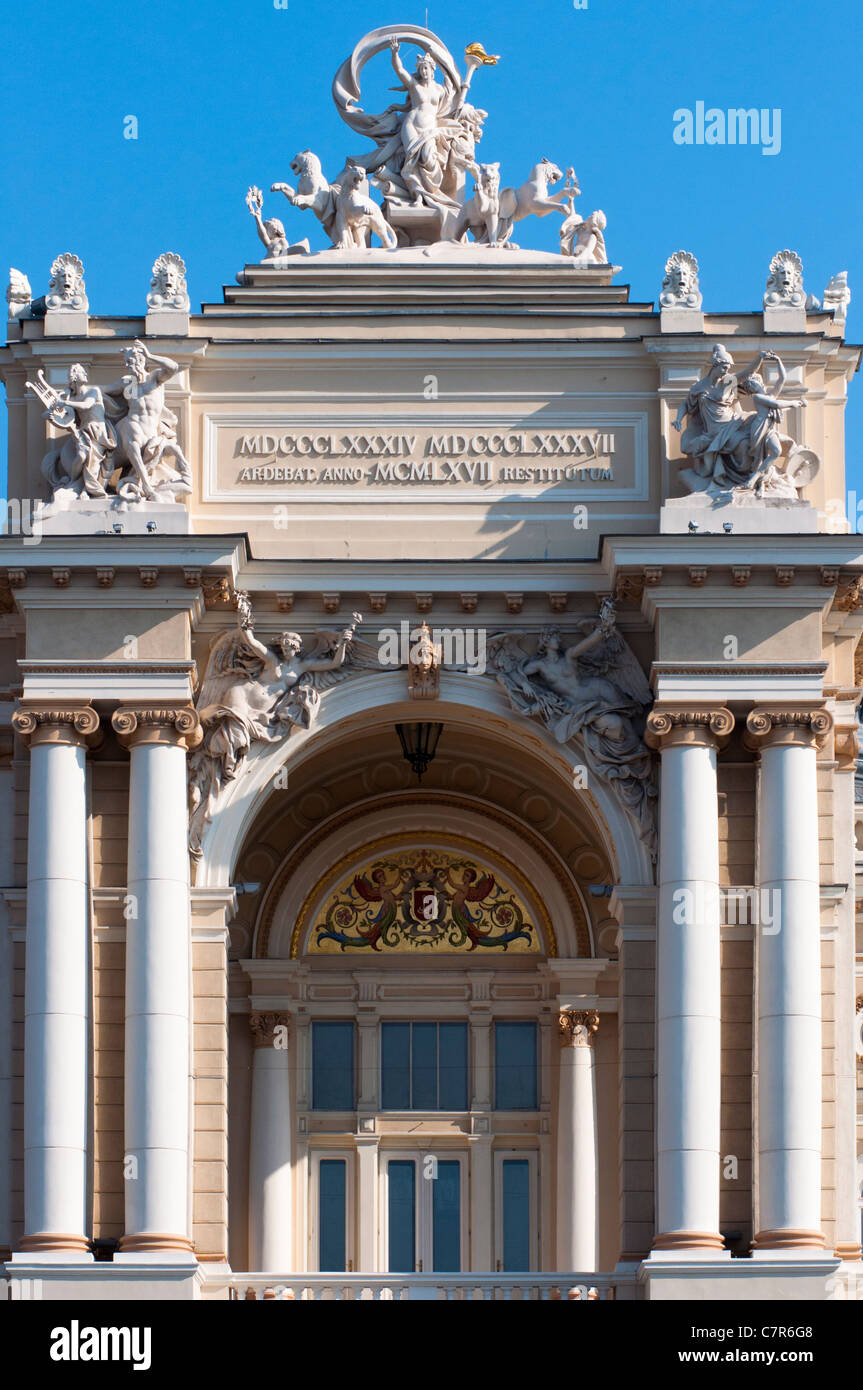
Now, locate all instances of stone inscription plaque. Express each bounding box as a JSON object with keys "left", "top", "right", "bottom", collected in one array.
[{"left": 203, "top": 414, "right": 648, "bottom": 503}]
